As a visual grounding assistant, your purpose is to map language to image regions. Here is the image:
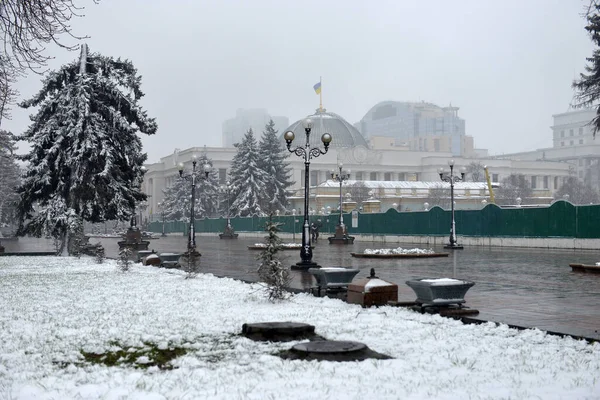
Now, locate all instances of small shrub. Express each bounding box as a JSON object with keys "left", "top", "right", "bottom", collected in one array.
[
  {"left": 95, "top": 244, "right": 105, "bottom": 264},
  {"left": 181, "top": 245, "right": 201, "bottom": 279},
  {"left": 257, "top": 217, "right": 290, "bottom": 301},
  {"left": 118, "top": 247, "right": 132, "bottom": 272}
]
